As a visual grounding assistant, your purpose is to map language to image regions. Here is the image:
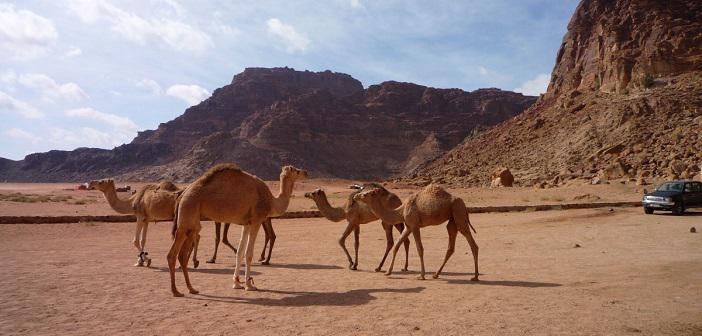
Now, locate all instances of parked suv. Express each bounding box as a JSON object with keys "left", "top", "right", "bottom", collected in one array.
[{"left": 642, "top": 180, "right": 702, "bottom": 215}]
